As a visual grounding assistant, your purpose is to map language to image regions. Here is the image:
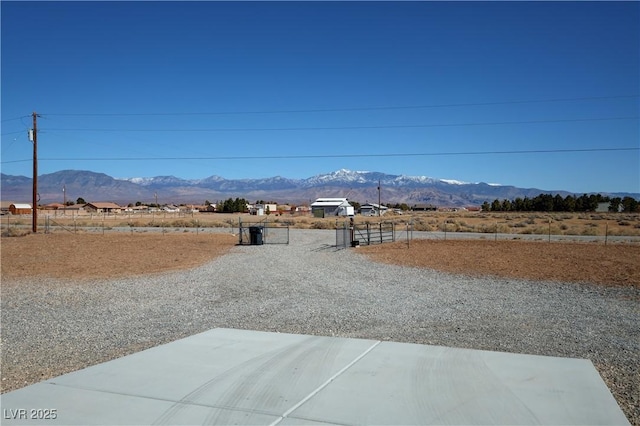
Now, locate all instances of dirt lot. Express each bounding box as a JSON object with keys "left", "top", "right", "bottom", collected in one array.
[
  {"left": 1, "top": 231, "right": 639, "bottom": 424},
  {"left": 2, "top": 232, "right": 638, "bottom": 287},
  {"left": 359, "top": 239, "right": 640, "bottom": 288},
  {"left": 1, "top": 232, "right": 238, "bottom": 281}
]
